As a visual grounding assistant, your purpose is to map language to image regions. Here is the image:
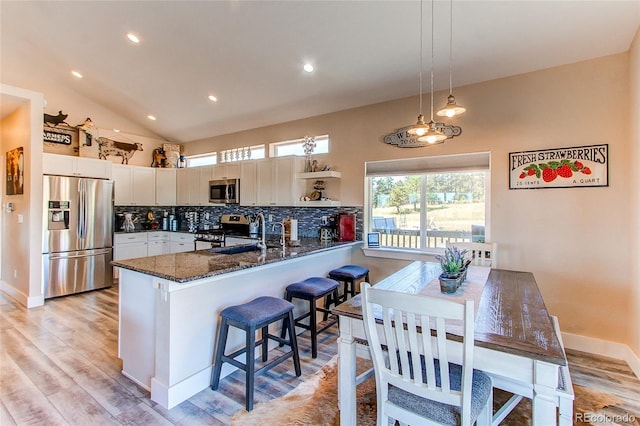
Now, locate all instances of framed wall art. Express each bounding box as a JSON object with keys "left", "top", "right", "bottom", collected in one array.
[
  {"left": 6, "top": 147, "right": 24, "bottom": 195},
  {"left": 509, "top": 144, "right": 608, "bottom": 190}
]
